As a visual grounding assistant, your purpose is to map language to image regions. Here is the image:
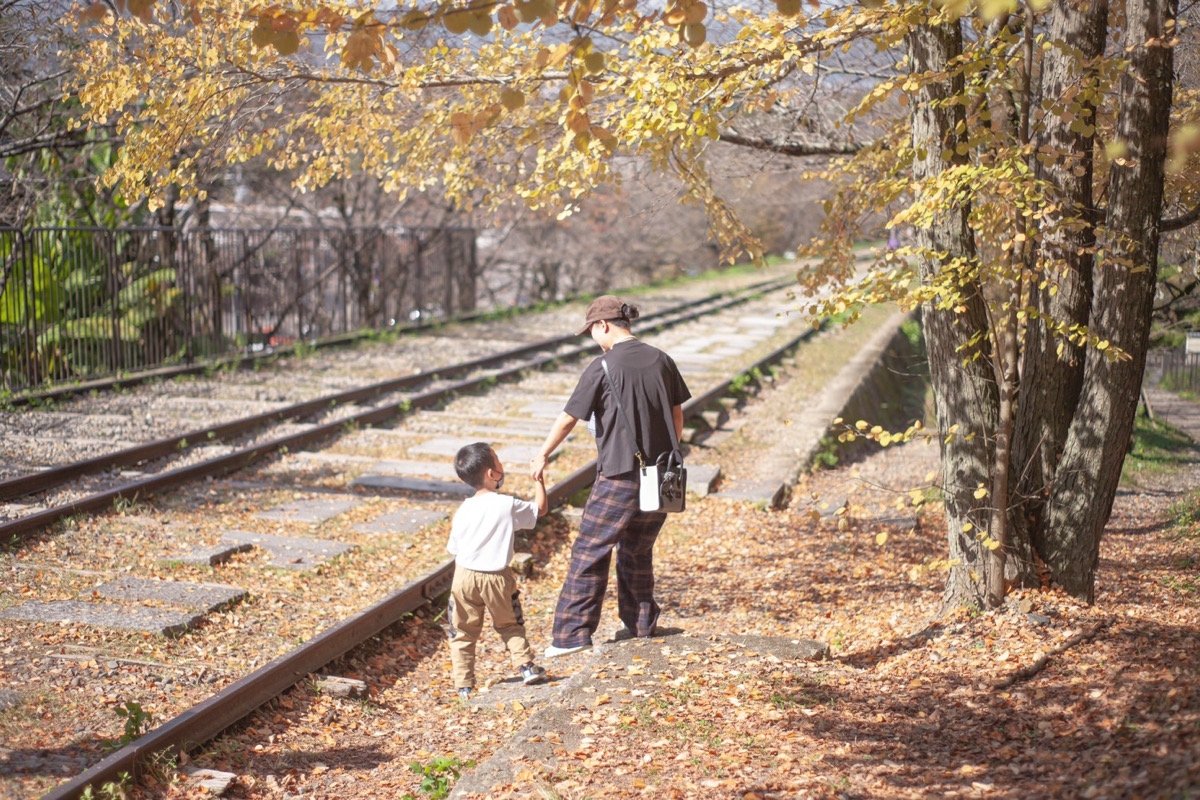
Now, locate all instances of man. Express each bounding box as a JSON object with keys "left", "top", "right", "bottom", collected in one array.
[{"left": 530, "top": 295, "right": 690, "bottom": 657}]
